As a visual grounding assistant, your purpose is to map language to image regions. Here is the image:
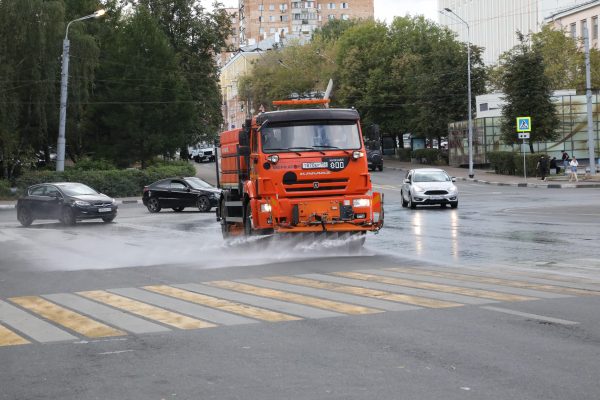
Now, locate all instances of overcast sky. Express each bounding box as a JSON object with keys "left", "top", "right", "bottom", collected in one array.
[{"left": 201, "top": 1, "right": 439, "bottom": 23}]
